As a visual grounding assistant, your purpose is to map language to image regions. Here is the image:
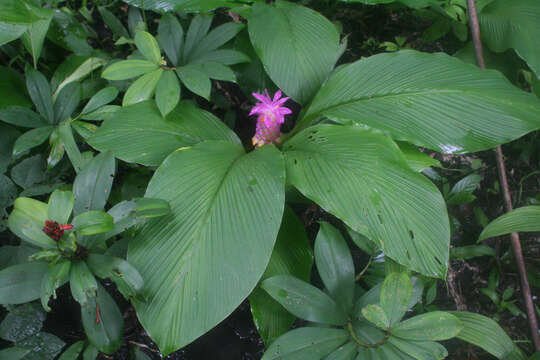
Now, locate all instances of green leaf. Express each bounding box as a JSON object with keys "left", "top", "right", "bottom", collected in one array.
[
  {"left": 0, "top": 347, "right": 30, "bottom": 359},
  {"left": 82, "top": 87, "right": 118, "bottom": 115},
  {"left": 88, "top": 101, "right": 240, "bottom": 166},
  {"left": 479, "top": 0, "right": 540, "bottom": 78},
  {"left": 86, "top": 253, "right": 143, "bottom": 299},
  {"left": 301, "top": 50, "right": 540, "bottom": 154},
  {"left": 314, "top": 222, "right": 355, "bottom": 313},
  {"left": 135, "top": 31, "right": 162, "bottom": 64},
  {"left": 58, "top": 121, "right": 83, "bottom": 172},
  {"left": 155, "top": 70, "right": 180, "bottom": 117},
  {"left": 262, "top": 275, "right": 348, "bottom": 325},
  {"left": 479, "top": 206, "right": 540, "bottom": 241},
  {"left": 397, "top": 142, "right": 440, "bottom": 172},
  {"left": 191, "top": 62, "right": 236, "bottom": 82},
  {"left": 248, "top": 2, "right": 341, "bottom": 104},
  {"left": 12, "top": 126, "right": 53, "bottom": 156},
  {"left": 70, "top": 260, "right": 98, "bottom": 305},
  {"left": 47, "top": 190, "right": 74, "bottom": 224},
  {"left": 192, "top": 49, "right": 250, "bottom": 65},
  {"left": 21, "top": 8, "right": 53, "bottom": 67},
  {"left": 54, "top": 57, "right": 107, "bottom": 100},
  {"left": 0, "top": 174, "right": 17, "bottom": 208},
  {"left": 73, "top": 151, "right": 115, "bottom": 215},
  {"left": 0, "top": 22, "right": 27, "bottom": 46},
  {"left": 0, "top": 106, "right": 47, "bottom": 128},
  {"left": 0, "top": 67, "right": 31, "bottom": 110},
  {"left": 0, "top": 302, "right": 44, "bottom": 342},
  {"left": 262, "top": 327, "right": 348, "bottom": 360},
  {"left": 157, "top": 13, "right": 183, "bottom": 66},
  {"left": 8, "top": 197, "right": 56, "bottom": 248},
  {"left": 58, "top": 341, "right": 85, "bottom": 360},
  {"left": 387, "top": 337, "right": 448, "bottom": 360},
  {"left": 188, "top": 22, "right": 244, "bottom": 62},
  {"left": 81, "top": 105, "right": 121, "bottom": 121},
  {"left": 26, "top": 68, "right": 54, "bottom": 123},
  {"left": 128, "top": 142, "right": 285, "bottom": 355},
  {"left": 0, "top": 124, "right": 21, "bottom": 173},
  {"left": 450, "top": 311, "right": 526, "bottom": 360},
  {"left": 362, "top": 304, "right": 390, "bottom": 330},
  {"left": 284, "top": 125, "right": 449, "bottom": 277},
  {"left": 54, "top": 82, "right": 81, "bottom": 123},
  {"left": 40, "top": 260, "right": 70, "bottom": 311},
  {"left": 446, "top": 174, "right": 482, "bottom": 205},
  {"left": 101, "top": 60, "right": 158, "bottom": 81},
  {"left": 183, "top": 15, "right": 213, "bottom": 63},
  {"left": 324, "top": 341, "right": 357, "bottom": 360},
  {"left": 0, "top": 0, "right": 40, "bottom": 24},
  {"left": 123, "top": 68, "right": 163, "bottom": 106},
  {"left": 451, "top": 245, "right": 495, "bottom": 260},
  {"left": 133, "top": 197, "right": 170, "bottom": 218},
  {"left": 98, "top": 7, "right": 129, "bottom": 40},
  {"left": 0, "top": 262, "right": 48, "bottom": 304},
  {"left": 391, "top": 311, "right": 463, "bottom": 341},
  {"left": 81, "top": 283, "right": 123, "bottom": 354},
  {"left": 73, "top": 210, "right": 114, "bottom": 235},
  {"left": 82, "top": 343, "right": 99, "bottom": 360},
  {"left": 10, "top": 155, "right": 46, "bottom": 189},
  {"left": 176, "top": 65, "right": 211, "bottom": 100},
  {"left": 122, "top": 0, "right": 228, "bottom": 13},
  {"left": 18, "top": 331, "right": 65, "bottom": 359},
  {"left": 249, "top": 207, "right": 313, "bottom": 346},
  {"left": 380, "top": 272, "right": 412, "bottom": 326}
]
